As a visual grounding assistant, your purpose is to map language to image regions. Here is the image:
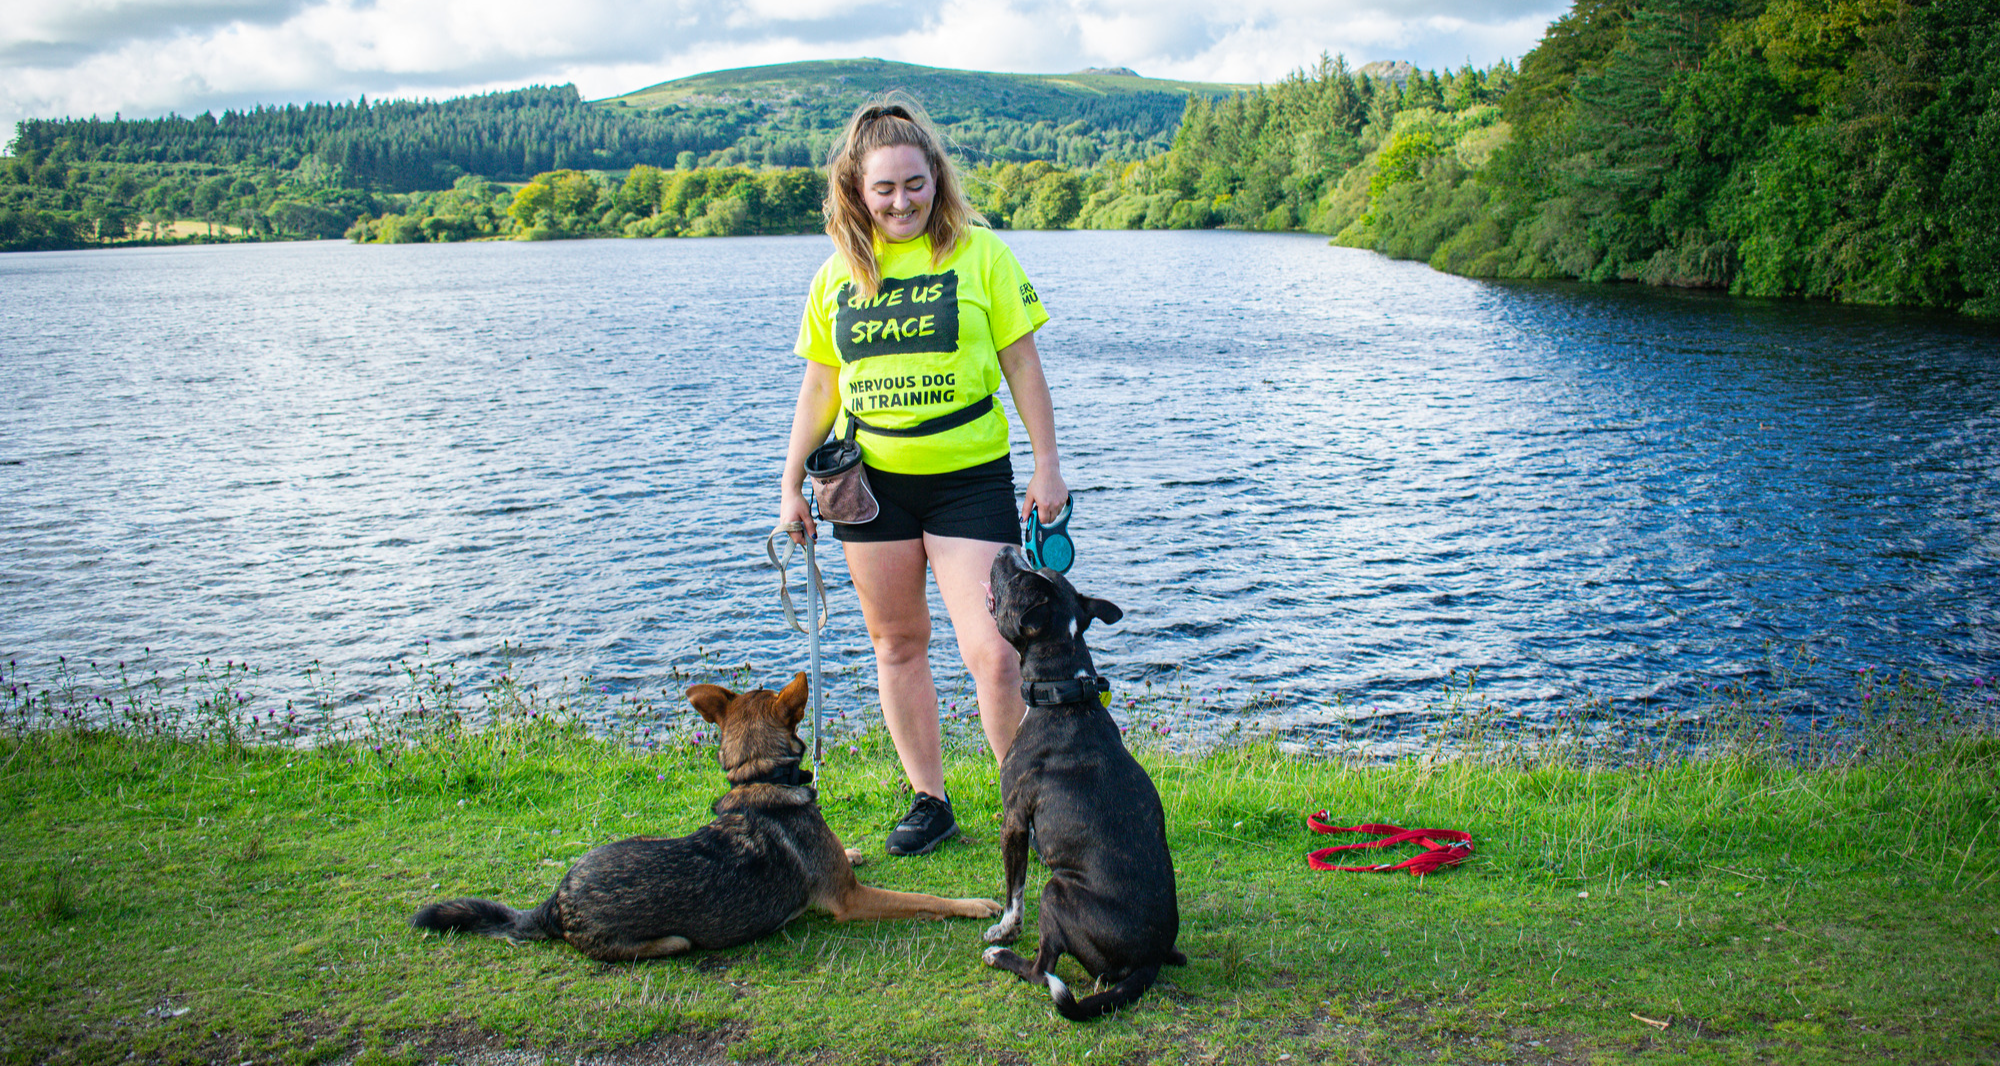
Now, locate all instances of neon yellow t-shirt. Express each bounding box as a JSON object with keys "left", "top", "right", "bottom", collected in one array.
[{"left": 794, "top": 226, "right": 1048, "bottom": 475}]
